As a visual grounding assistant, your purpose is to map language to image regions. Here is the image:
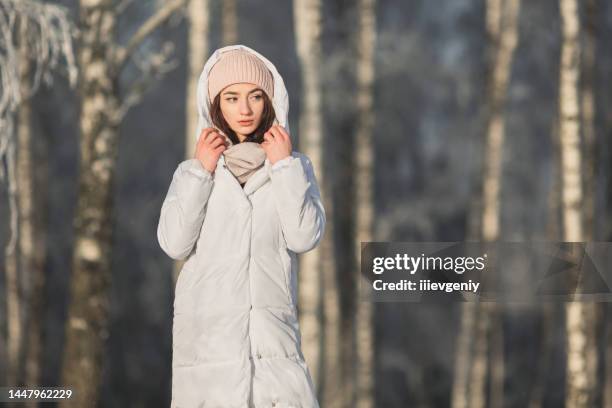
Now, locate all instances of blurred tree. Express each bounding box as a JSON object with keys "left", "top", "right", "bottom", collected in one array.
[
  {"left": 17, "top": 15, "right": 52, "bottom": 408},
  {"left": 16, "top": 14, "right": 35, "bottom": 399},
  {"left": 353, "top": 0, "right": 376, "bottom": 407},
  {"left": 558, "top": 0, "right": 597, "bottom": 406},
  {"left": 293, "top": 0, "right": 327, "bottom": 404},
  {"left": 452, "top": 0, "right": 521, "bottom": 407},
  {"left": 59, "top": 0, "right": 187, "bottom": 406},
  {"left": 173, "top": 0, "right": 211, "bottom": 285},
  {"left": 0, "top": 0, "right": 77, "bottom": 389}
]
